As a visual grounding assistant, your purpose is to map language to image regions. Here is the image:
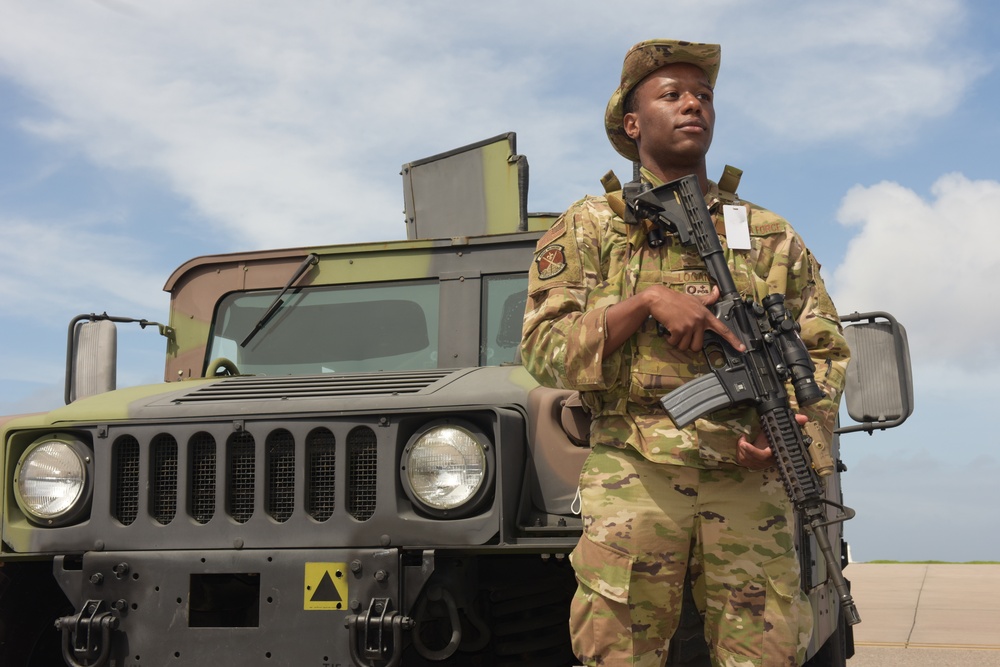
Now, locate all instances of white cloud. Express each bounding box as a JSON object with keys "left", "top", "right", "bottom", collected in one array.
[
  {"left": 0, "top": 216, "right": 165, "bottom": 320},
  {"left": 0, "top": 0, "right": 985, "bottom": 252},
  {"left": 714, "top": 0, "right": 985, "bottom": 150},
  {"left": 0, "top": 1, "right": 595, "bottom": 249},
  {"left": 831, "top": 174, "right": 1000, "bottom": 377},
  {"left": 0, "top": 213, "right": 171, "bottom": 399}
]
